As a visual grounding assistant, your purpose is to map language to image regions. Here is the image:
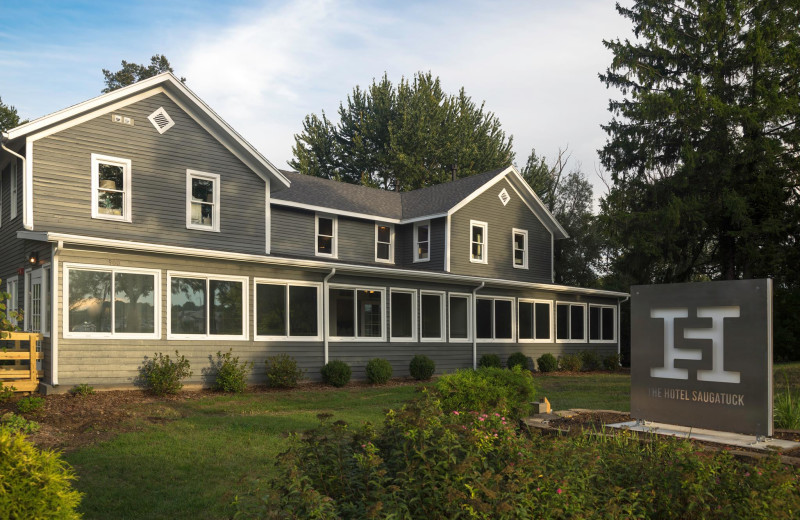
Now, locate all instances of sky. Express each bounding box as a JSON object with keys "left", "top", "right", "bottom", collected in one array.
[{"left": 0, "top": 0, "right": 634, "bottom": 203}]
